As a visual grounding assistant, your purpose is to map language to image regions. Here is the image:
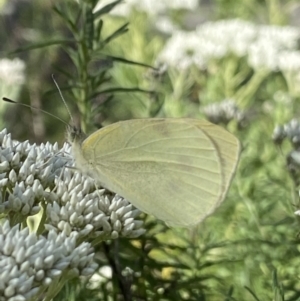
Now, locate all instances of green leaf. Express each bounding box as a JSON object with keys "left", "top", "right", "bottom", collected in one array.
[
  {"left": 83, "top": 3, "right": 94, "bottom": 49},
  {"left": 107, "top": 55, "right": 156, "bottom": 69},
  {"left": 53, "top": 4, "right": 78, "bottom": 33},
  {"left": 244, "top": 286, "right": 261, "bottom": 301},
  {"left": 94, "top": 0, "right": 123, "bottom": 19},
  {"left": 102, "top": 22, "right": 129, "bottom": 45},
  {"left": 95, "top": 19, "right": 103, "bottom": 42},
  {"left": 272, "top": 270, "right": 284, "bottom": 301},
  {"left": 8, "top": 39, "right": 75, "bottom": 54},
  {"left": 91, "top": 87, "right": 153, "bottom": 98}
]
